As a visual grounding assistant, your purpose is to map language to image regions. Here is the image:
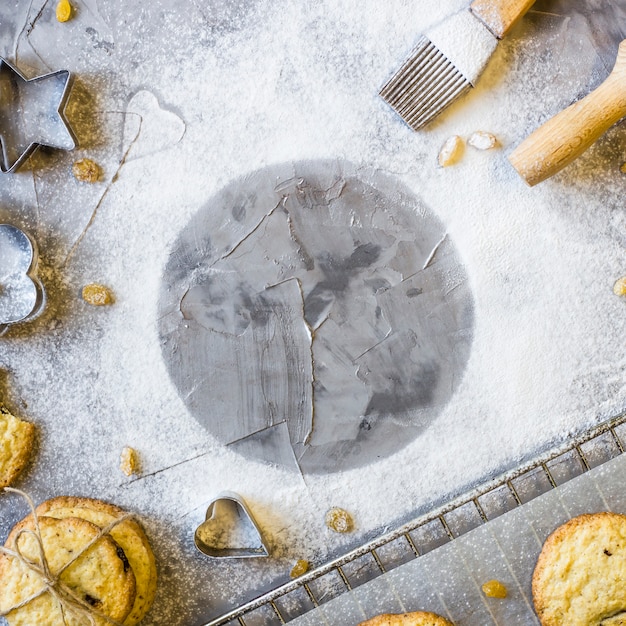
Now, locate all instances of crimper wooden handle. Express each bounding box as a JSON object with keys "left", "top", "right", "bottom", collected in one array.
[
  {"left": 509, "top": 39, "right": 626, "bottom": 186},
  {"left": 470, "top": 0, "right": 536, "bottom": 38}
]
